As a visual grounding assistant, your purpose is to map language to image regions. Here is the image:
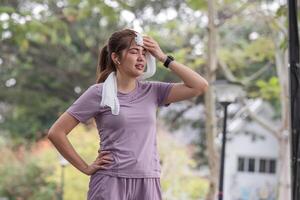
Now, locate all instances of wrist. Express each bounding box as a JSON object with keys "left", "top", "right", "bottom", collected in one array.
[
  {"left": 82, "top": 164, "right": 90, "bottom": 175},
  {"left": 163, "top": 55, "right": 175, "bottom": 68},
  {"left": 159, "top": 54, "right": 167, "bottom": 63}
]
